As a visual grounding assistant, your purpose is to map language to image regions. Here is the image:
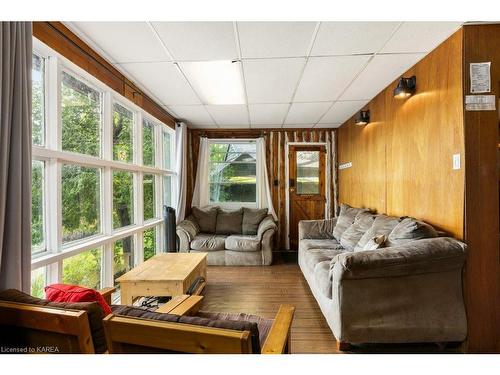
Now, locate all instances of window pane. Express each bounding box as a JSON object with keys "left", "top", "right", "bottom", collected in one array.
[
  {"left": 32, "top": 54, "right": 45, "bottom": 146},
  {"left": 62, "top": 248, "right": 102, "bottom": 289},
  {"left": 143, "top": 174, "right": 155, "bottom": 221},
  {"left": 61, "top": 71, "right": 101, "bottom": 157},
  {"left": 31, "top": 267, "right": 47, "bottom": 298},
  {"left": 113, "top": 171, "right": 134, "bottom": 229},
  {"left": 163, "top": 175, "right": 172, "bottom": 207},
  {"left": 296, "top": 151, "right": 320, "bottom": 194},
  {"left": 113, "top": 103, "right": 134, "bottom": 163},
  {"left": 32, "top": 160, "right": 45, "bottom": 252},
  {"left": 113, "top": 236, "right": 134, "bottom": 285},
  {"left": 209, "top": 142, "right": 257, "bottom": 203},
  {"left": 143, "top": 119, "right": 155, "bottom": 166},
  {"left": 163, "top": 131, "right": 171, "bottom": 169},
  {"left": 143, "top": 228, "right": 156, "bottom": 261},
  {"left": 62, "top": 165, "right": 101, "bottom": 243}
]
